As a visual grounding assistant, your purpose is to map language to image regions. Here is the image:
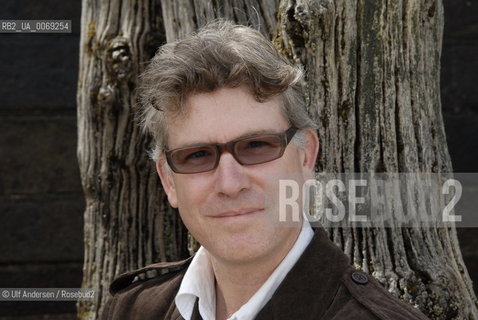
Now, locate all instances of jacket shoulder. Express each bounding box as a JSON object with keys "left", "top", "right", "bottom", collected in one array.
[
  {"left": 109, "top": 256, "right": 193, "bottom": 295},
  {"left": 102, "top": 257, "right": 192, "bottom": 320},
  {"left": 339, "top": 267, "right": 429, "bottom": 320}
]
